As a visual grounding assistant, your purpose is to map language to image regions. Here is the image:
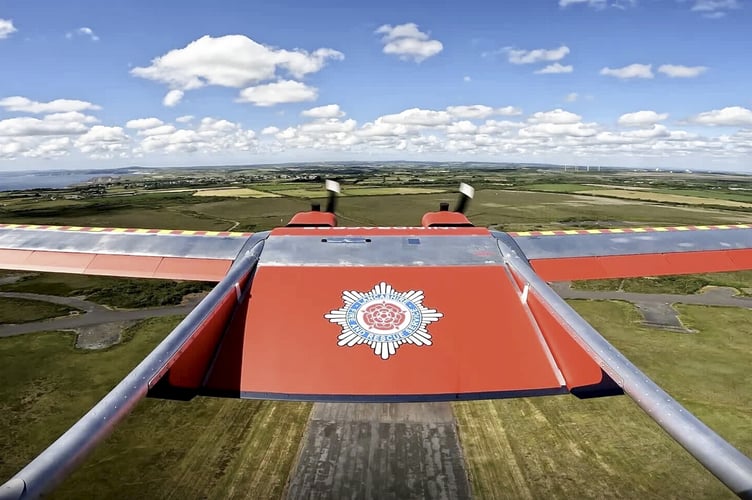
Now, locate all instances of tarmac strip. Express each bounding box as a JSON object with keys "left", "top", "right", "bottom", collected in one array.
[{"left": 285, "top": 402, "right": 472, "bottom": 500}]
